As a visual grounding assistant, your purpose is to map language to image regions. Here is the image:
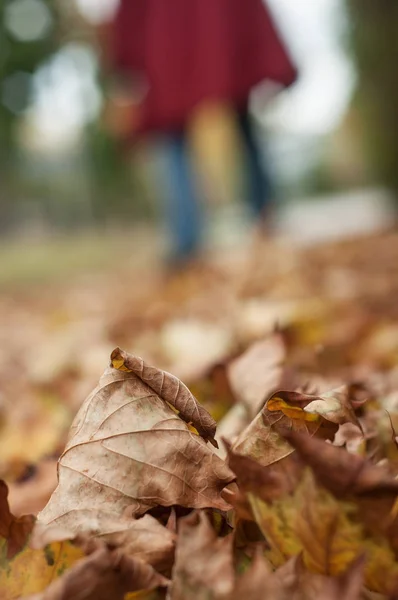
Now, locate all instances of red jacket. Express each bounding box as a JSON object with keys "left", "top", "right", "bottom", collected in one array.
[{"left": 111, "top": 0, "right": 297, "bottom": 132}]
